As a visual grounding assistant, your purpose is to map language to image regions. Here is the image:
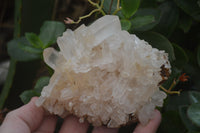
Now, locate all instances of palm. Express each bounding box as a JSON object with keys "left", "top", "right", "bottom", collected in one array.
[{"left": 0, "top": 97, "right": 161, "bottom": 133}]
